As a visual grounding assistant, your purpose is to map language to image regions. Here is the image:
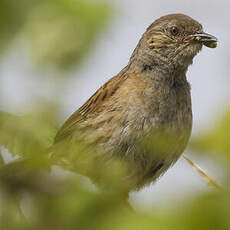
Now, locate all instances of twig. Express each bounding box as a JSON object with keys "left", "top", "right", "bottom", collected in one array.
[
  {"left": 14, "top": 195, "right": 29, "bottom": 225},
  {"left": 183, "top": 154, "right": 222, "bottom": 190},
  {"left": 0, "top": 149, "right": 5, "bottom": 167}
]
